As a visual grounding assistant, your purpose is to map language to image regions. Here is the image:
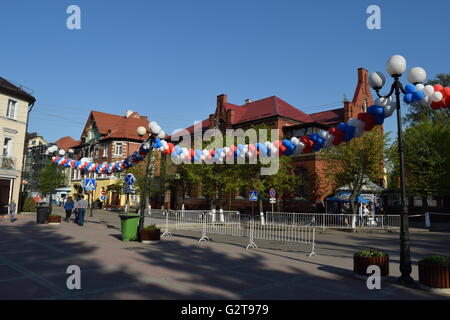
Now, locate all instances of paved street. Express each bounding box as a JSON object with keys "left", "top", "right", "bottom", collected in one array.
[{"left": 0, "top": 208, "right": 449, "bottom": 300}]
